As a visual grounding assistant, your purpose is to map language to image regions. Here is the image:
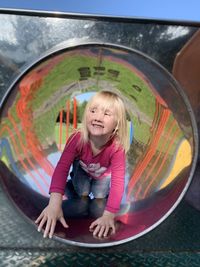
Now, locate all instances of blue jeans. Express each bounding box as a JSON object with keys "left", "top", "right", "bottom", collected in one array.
[{"left": 69, "top": 160, "right": 111, "bottom": 199}]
